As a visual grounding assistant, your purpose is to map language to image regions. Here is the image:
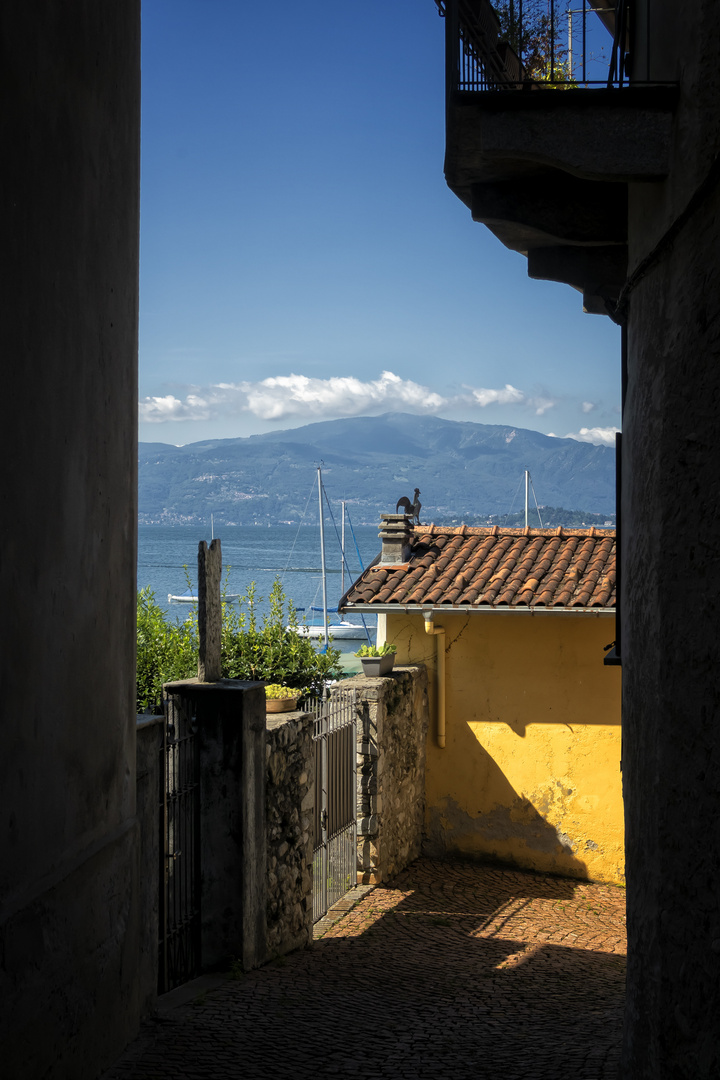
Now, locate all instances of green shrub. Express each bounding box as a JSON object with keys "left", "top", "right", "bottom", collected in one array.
[
  {"left": 136, "top": 578, "right": 341, "bottom": 713},
  {"left": 221, "top": 578, "right": 341, "bottom": 697},
  {"left": 136, "top": 587, "right": 198, "bottom": 713}
]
